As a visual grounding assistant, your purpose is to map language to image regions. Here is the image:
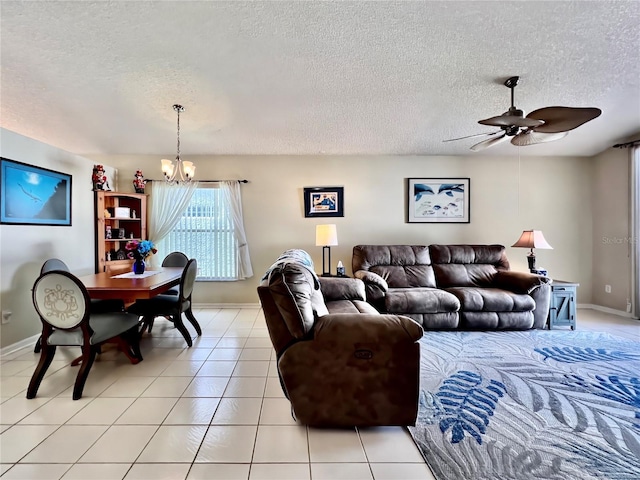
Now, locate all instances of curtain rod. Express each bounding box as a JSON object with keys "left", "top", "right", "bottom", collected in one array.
[
  {"left": 147, "top": 179, "right": 249, "bottom": 183},
  {"left": 613, "top": 139, "right": 640, "bottom": 148}
]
